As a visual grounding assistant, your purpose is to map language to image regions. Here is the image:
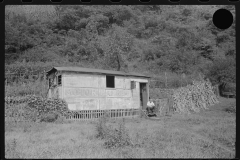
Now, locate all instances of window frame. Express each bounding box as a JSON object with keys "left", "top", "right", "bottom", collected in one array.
[
  {"left": 106, "top": 75, "right": 115, "bottom": 88},
  {"left": 131, "top": 81, "right": 136, "bottom": 89},
  {"left": 57, "top": 75, "right": 62, "bottom": 86}
]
